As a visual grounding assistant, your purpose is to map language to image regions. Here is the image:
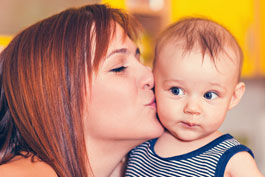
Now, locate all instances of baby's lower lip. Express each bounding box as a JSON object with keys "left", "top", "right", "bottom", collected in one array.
[{"left": 181, "top": 121, "right": 198, "bottom": 127}]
